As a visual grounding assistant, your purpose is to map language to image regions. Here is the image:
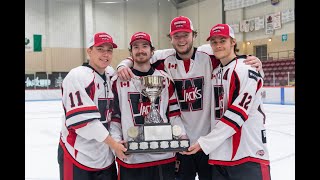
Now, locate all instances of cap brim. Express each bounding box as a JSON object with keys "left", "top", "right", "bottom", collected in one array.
[
  {"left": 129, "top": 39, "right": 152, "bottom": 46},
  {"left": 170, "top": 29, "right": 192, "bottom": 36},
  {"left": 206, "top": 34, "right": 230, "bottom": 41},
  {"left": 94, "top": 41, "right": 118, "bottom": 48}
]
